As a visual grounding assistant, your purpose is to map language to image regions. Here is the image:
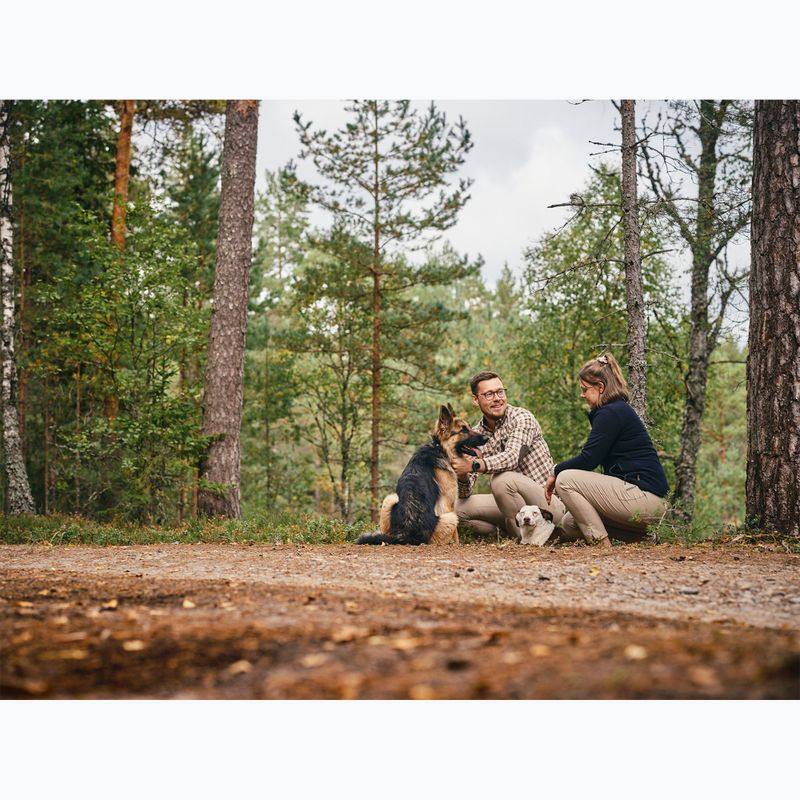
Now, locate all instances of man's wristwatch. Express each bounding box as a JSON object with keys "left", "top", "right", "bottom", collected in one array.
[{"left": 471, "top": 460, "right": 482, "bottom": 473}]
